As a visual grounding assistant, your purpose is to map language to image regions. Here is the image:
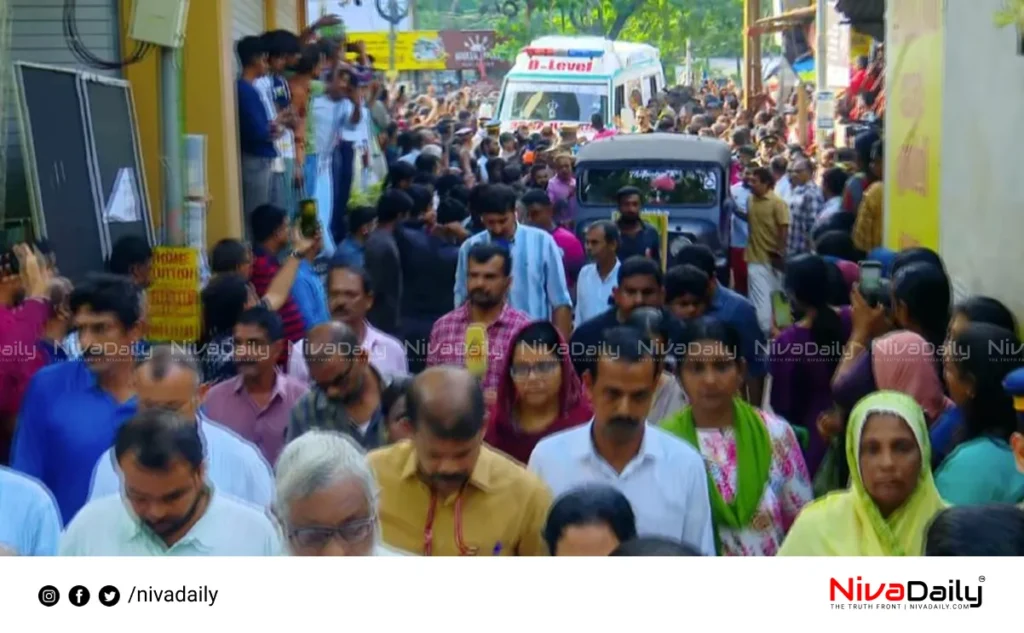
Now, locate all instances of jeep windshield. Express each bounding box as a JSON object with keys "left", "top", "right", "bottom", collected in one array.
[{"left": 579, "top": 165, "right": 719, "bottom": 206}]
